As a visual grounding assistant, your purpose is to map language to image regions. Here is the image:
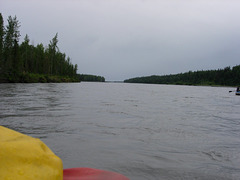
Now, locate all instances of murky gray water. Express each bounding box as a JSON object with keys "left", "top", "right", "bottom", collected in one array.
[{"left": 1, "top": 82, "right": 240, "bottom": 180}]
